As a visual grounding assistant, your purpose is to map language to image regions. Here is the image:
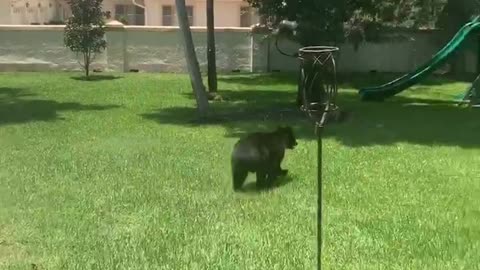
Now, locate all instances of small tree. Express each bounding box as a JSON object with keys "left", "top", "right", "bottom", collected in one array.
[{"left": 64, "top": 0, "right": 107, "bottom": 78}]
